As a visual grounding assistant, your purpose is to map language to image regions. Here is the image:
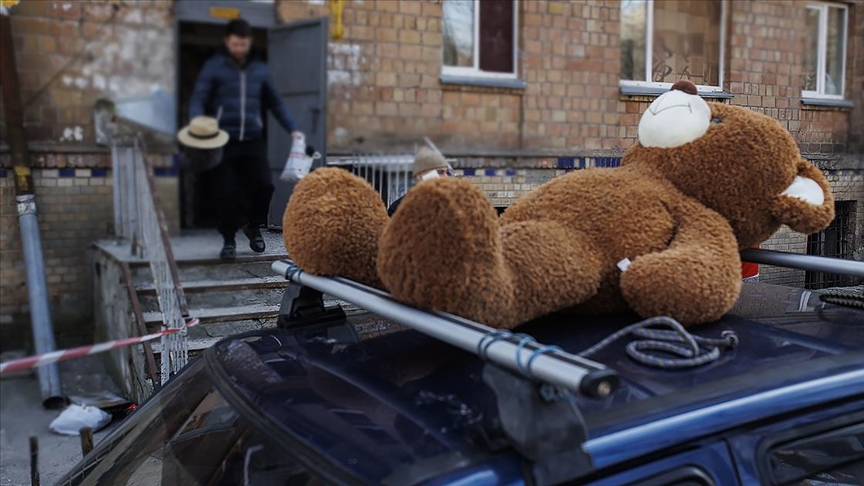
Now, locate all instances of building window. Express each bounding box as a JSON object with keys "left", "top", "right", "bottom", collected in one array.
[
  {"left": 806, "top": 200, "right": 856, "bottom": 289},
  {"left": 803, "top": 2, "right": 848, "bottom": 99},
  {"left": 620, "top": 0, "right": 726, "bottom": 93},
  {"left": 442, "top": 0, "right": 518, "bottom": 78}
]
